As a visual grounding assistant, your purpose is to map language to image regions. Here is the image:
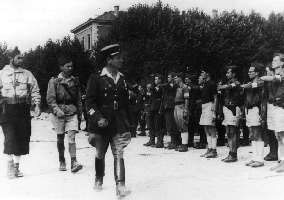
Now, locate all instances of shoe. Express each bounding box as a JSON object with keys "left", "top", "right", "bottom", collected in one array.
[
  {"left": 59, "top": 161, "right": 67, "bottom": 171},
  {"left": 175, "top": 145, "right": 182, "bottom": 151},
  {"left": 250, "top": 161, "right": 264, "bottom": 168},
  {"left": 264, "top": 153, "right": 278, "bottom": 161},
  {"left": 188, "top": 143, "right": 194, "bottom": 148},
  {"left": 205, "top": 149, "right": 217, "bottom": 158},
  {"left": 7, "top": 160, "right": 15, "bottom": 179},
  {"left": 155, "top": 142, "right": 164, "bottom": 148},
  {"left": 245, "top": 160, "right": 255, "bottom": 166},
  {"left": 200, "top": 149, "right": 211, "bottom": 157},
  {"left": 93, "top": 177, "right": 103, "bottom": 191},
  {"left": 177, "top": 144, "right": 188, "bottom": 152},
  {"left": 14, "top": 163, "right": 24, "bottom": 177},
  {"left": 275, "top": 161, "right": 284, "bottom": 173},
  {"left": 137, "top": 132, "right": 146, "bottom": 136},
  {"left": 223, "top": 153, "right": 238, "bottom": 163},
  {"left": 71, "top": 160, "right": 83, "bottom": 173},
  {"left": 166, "top": 143, "right": 178, "bottom": 150},
  {"left": 143, "top": 139, "right": 155, "bottom": 147},
  {"left": 270, "top": 161, "right": 284, "bottom": 171},
  {"left": 194, "top": 143, "right": 207, "bottom": 149},
  {"left": 116, "top": 182, "right": 131, "bottom": 198}
]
